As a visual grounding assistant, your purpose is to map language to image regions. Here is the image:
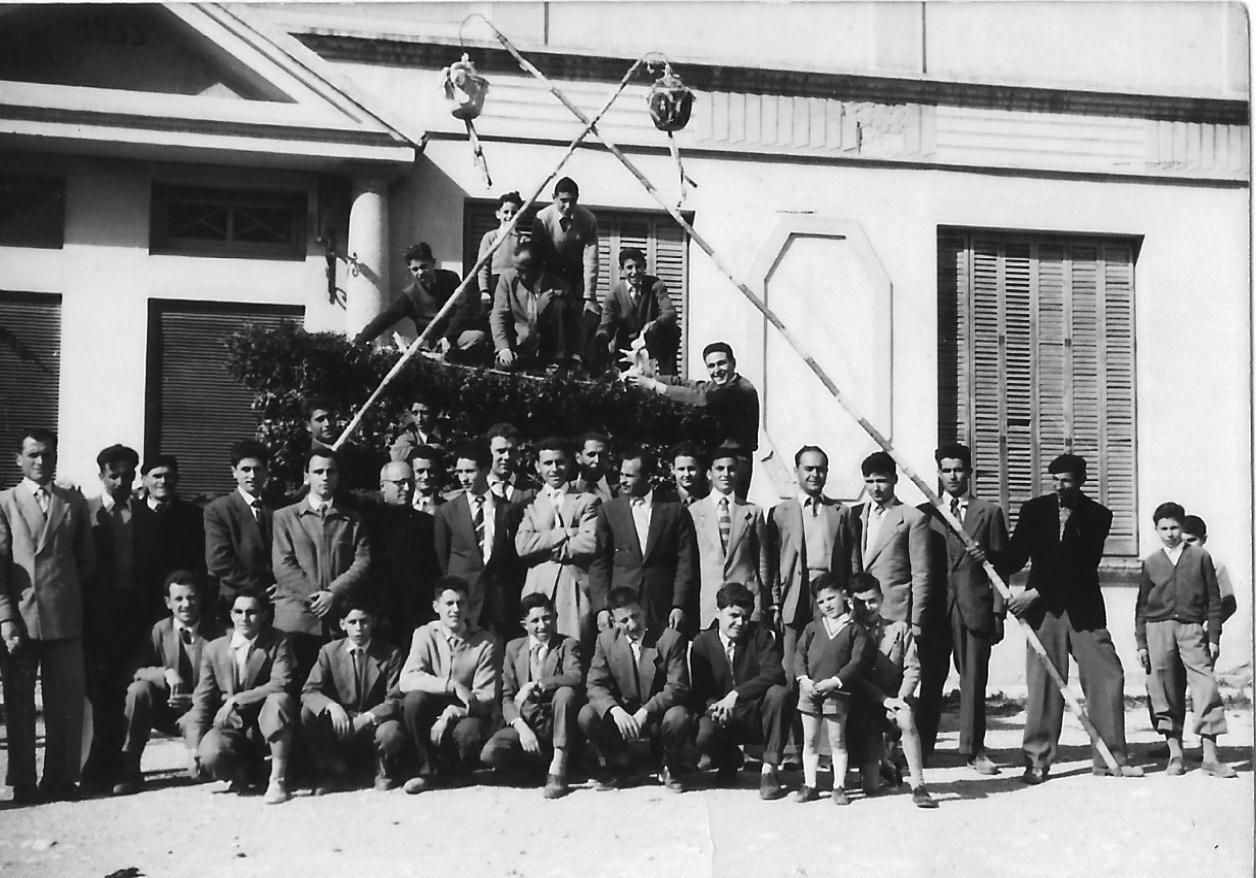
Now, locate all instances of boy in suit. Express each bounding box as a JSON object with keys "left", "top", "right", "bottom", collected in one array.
[
  {"left": 580, "top": 586, "right": 692, "bottom": 792},
  {"left": 410, "top": 443, "right": 447, "bottom": 516},
  {"left": 203, "top": 439, "right": 275, "bottom": 625},
  {"left": 589, "top": 446, "right": 698, "bottom": 635},
  {"left": 994, "top": 453, "right": 1142, "bottom": 782},
  {"left": 1135, "top": 502, "right": 1235, "bottom": 778},
  {"left": 136, "top": 455, "right": 205, "bottom": 620},
  {"left": 434, "top": 443, "right": 522, "bottom": 636},
  {"left": 485, "top": 422, "right": 539, "bottom": 508},
  {"left": 594, "top": 247, "right": 680, "bottom": 375},
  {"left": 0, "top": 429, "right": 95, "bottom": 803},
  {"left": 398, "top": 577, "right": 502, "bottom": 794},
  {"left": 490, "top": 242, "right": 580, "bottom": 370},
  {"left": 690, "top": 582, "right": 790, "bottom": 800},
  {"left": 689, "top": 442, "right": 770, "bottom": 627},
  {"left": 272, "top": 449, "right": 371, "bottom": 678},
  {"left": 190, "top": 589, "right": 298, "bottom": 804},
  {"left": 667, "top": 442, "right": 708, "bottom": 508},
  {"left": 915, "top": 443, "right": 1010, "bottom": 773},
  {"left": 846, "top": 452, "right": 932, "bottom": 637},
  {"left": 480, "top": 593, "right": 584, "bottom": 798},
  {"left": 114, "top": 570, "right": 220, "bottom": 795},
  {"left": 300, "top": 599, "right": 406, "bottom": 793},
  {"left": 515, "top": 437, "right": 601, "bottom": 647}
]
